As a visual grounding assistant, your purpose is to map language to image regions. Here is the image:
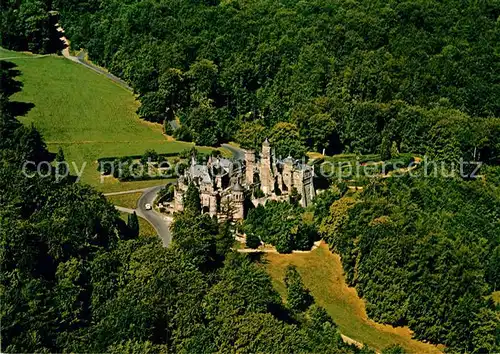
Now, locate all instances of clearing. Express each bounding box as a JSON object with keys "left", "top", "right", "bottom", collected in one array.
[
  {"left": 264, "top": 243, "right": 443, "bottom": 353},
  {"left": 0, "top": 48, "right": 216, "bottom": 192}
]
